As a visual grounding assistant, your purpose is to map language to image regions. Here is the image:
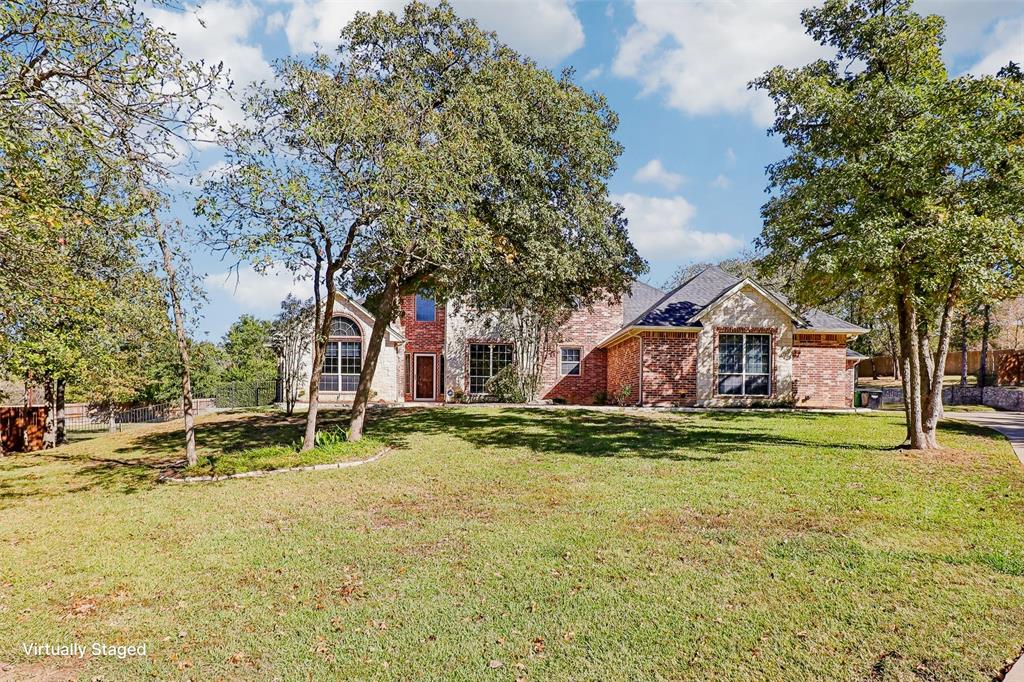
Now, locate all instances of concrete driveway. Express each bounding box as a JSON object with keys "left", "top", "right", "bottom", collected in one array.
[{"left": 945, "top": 410, "right": 1024, "bottom": 465}]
